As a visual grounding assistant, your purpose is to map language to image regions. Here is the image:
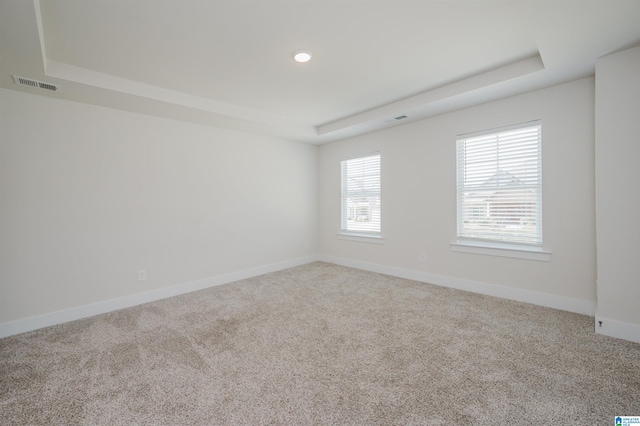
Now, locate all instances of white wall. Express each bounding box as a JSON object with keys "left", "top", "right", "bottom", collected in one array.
[
  {"left": 318, "top": 78, "right": 596, "bottom": 312},
  {"left": 0, "top": 88, "right": 317, "bottom": 328},
  {"left": 4, "top": 73, "right": 624, "bottom": 339},
  {"left": 595, "top": 46, "right": 640, "bottom": 342}
]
